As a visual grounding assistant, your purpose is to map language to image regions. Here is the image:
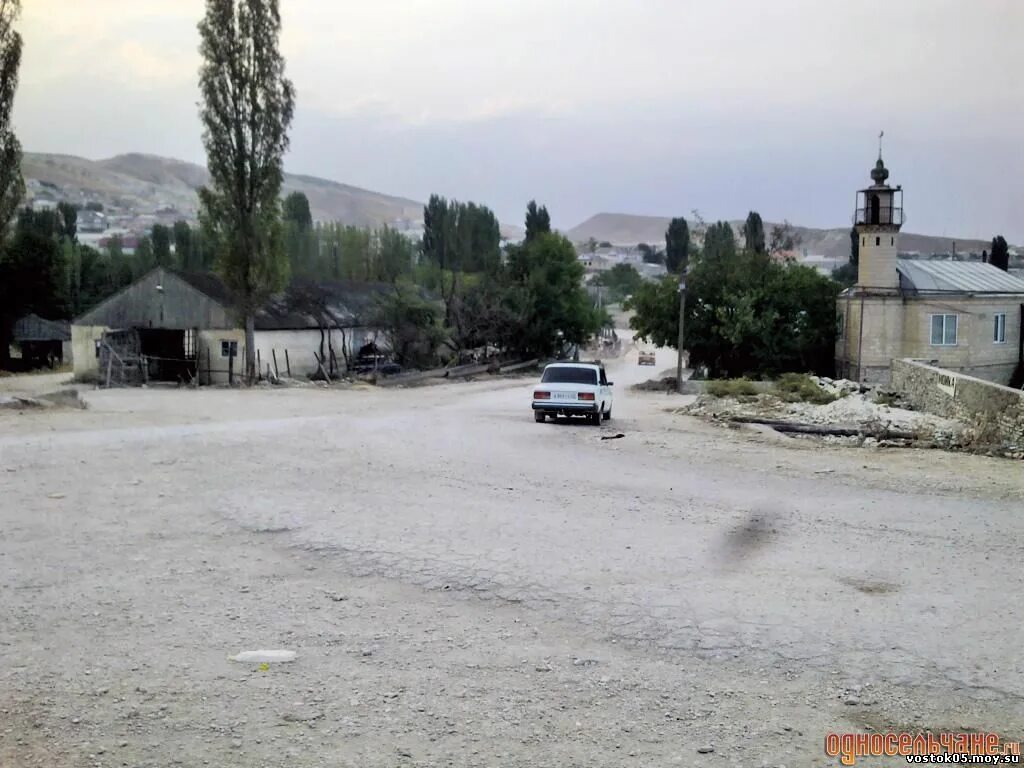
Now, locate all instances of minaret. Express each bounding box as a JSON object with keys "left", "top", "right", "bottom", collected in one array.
[{"left": 855, "top": 138, "right": 904, "bottom": 290}]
